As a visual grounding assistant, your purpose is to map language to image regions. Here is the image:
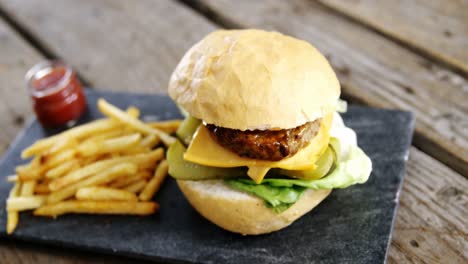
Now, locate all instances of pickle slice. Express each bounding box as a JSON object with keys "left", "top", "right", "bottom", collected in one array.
[
  {"left": 276, "top": 146, "right": 335, "bottom": 180},
  {"left": 167, "top": 140, "right": 246, "bottom": 180},
  {"left": 176, "top": 115, "right": 201, "bottom": 145}
]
